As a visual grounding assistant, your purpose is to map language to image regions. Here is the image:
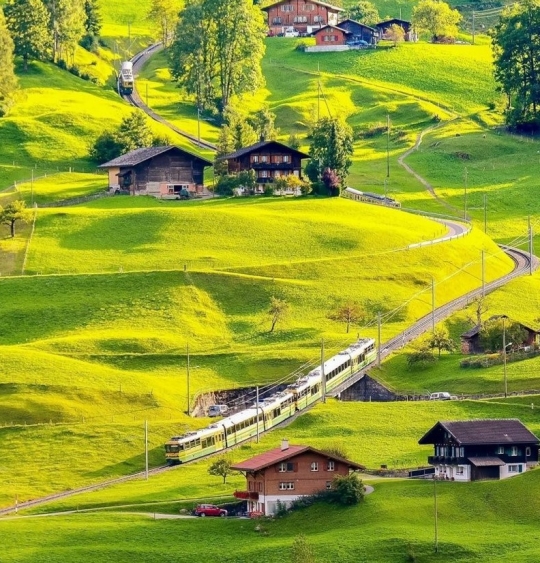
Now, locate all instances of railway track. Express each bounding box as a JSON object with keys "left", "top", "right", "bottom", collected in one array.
[{"left": 118, "top": 44, "right": 217, "bottom": 152}]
